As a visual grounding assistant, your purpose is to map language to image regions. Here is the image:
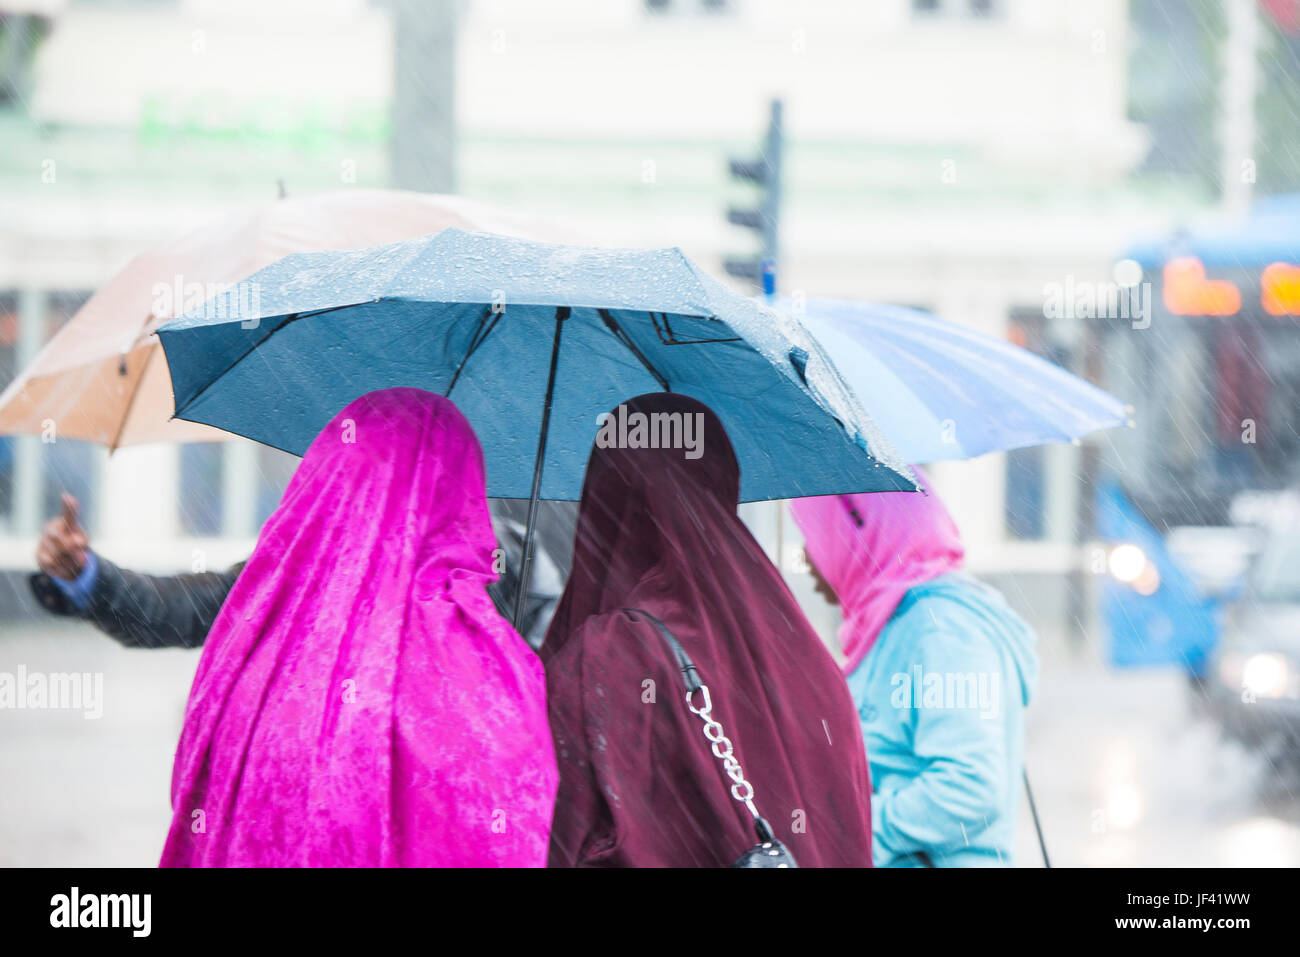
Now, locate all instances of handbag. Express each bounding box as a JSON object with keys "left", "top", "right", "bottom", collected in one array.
[{"left": 624, "top": 608, "right": 798, "bottom": 868}]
